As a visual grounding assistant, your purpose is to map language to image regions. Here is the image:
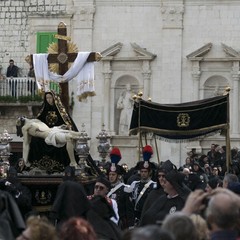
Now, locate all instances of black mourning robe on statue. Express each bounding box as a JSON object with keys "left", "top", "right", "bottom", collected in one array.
[{"left": 27, "top": 91, "right": 78, "bottom": 172}]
